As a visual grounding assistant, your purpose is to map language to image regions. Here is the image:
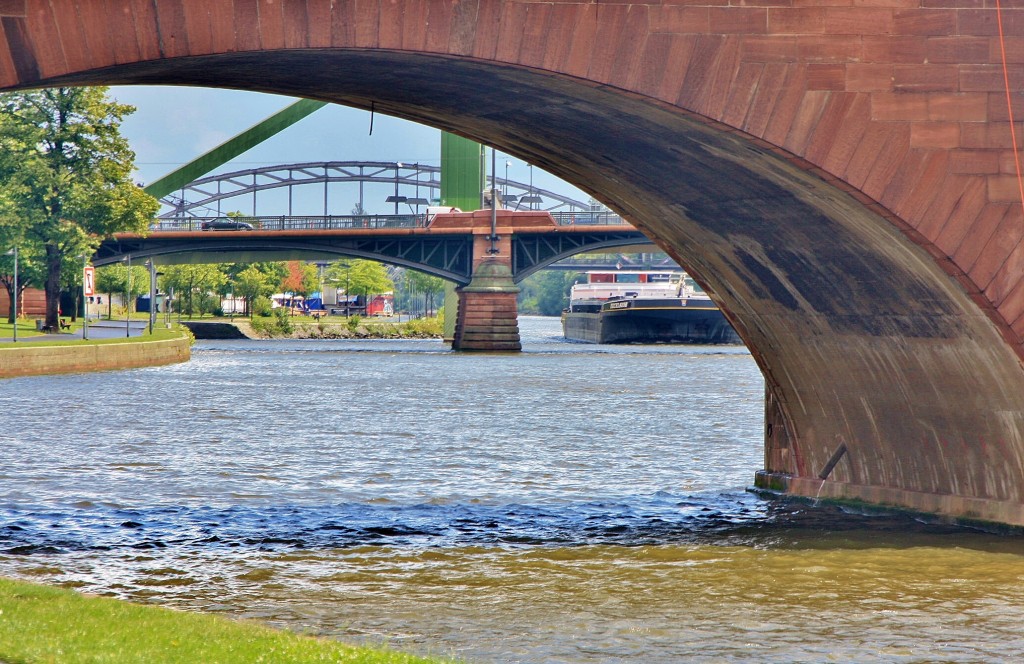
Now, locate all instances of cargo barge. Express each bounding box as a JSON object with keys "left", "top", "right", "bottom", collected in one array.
[{"left": 561, "top": 271, "right": 741, "bottom": 344}]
